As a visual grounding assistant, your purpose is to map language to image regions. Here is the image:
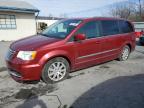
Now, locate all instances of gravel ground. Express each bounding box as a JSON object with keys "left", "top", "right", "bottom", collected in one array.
[
  {"left": 0, "top": 41, "right": 144, "bottom": 108},
  {"left": 0, "top": 41, "right": 12, "bottom": 70}
]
